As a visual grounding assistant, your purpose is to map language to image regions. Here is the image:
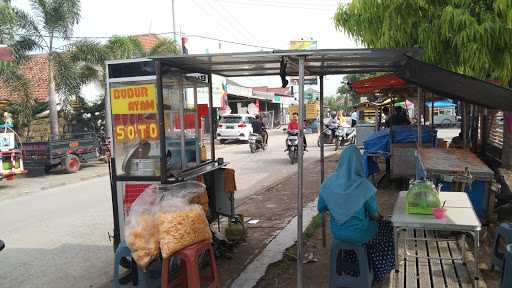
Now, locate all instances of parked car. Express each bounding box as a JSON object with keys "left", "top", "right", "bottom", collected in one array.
[
  {"left": 217, "top": 114, "right": 255, "bottom": 143},
  {"left": 432, "top": 107, "right": 457, "bottom": 127}
]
